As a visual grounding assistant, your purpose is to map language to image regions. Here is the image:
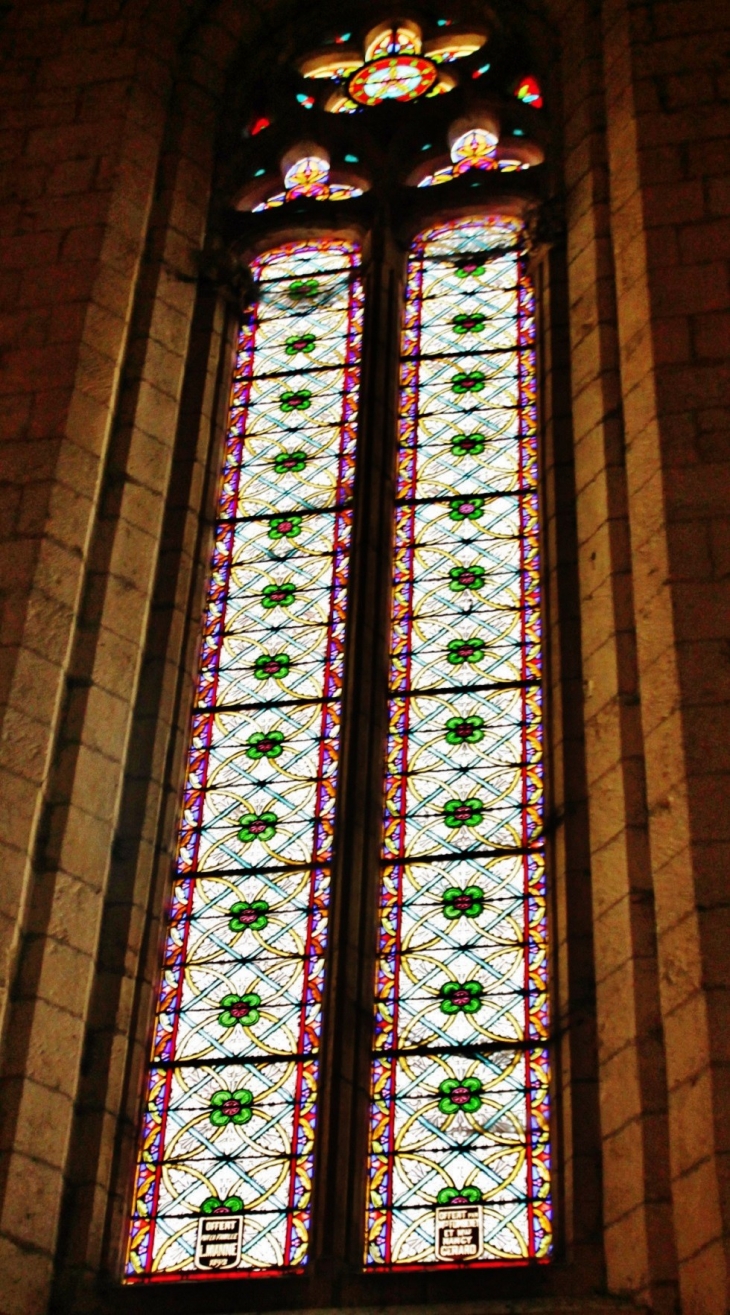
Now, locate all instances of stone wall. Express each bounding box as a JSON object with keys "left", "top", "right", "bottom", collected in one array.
[{"left": 0, "top": 1, "right": 727, "bottom": 1313}]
